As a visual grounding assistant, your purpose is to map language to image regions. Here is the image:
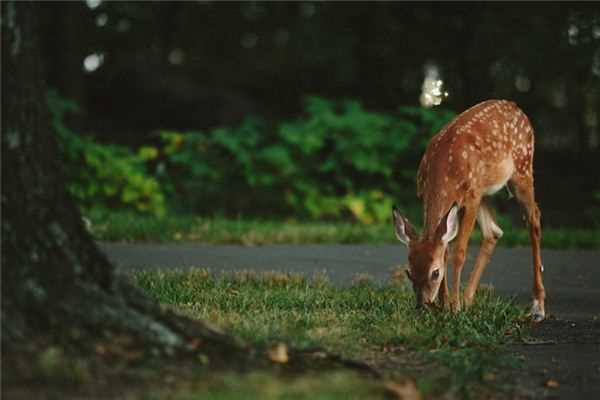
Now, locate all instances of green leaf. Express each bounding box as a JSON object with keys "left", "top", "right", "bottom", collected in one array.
[{"left": 138, "top": 146, "right": 159, "bottom": 161}]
